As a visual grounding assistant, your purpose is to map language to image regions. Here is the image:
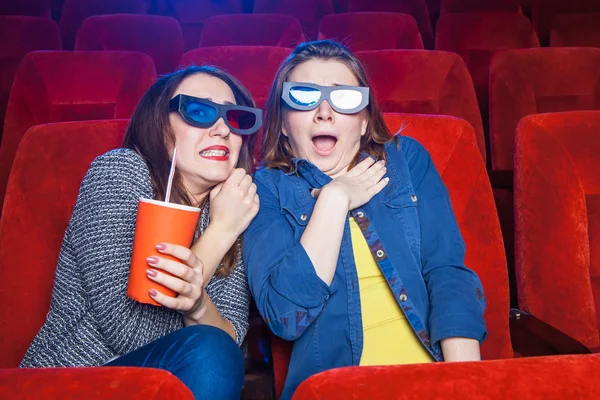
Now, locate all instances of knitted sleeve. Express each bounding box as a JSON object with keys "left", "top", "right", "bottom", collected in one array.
[{"left": 70, "top": 149, "right": 184, "bottom": 356}]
